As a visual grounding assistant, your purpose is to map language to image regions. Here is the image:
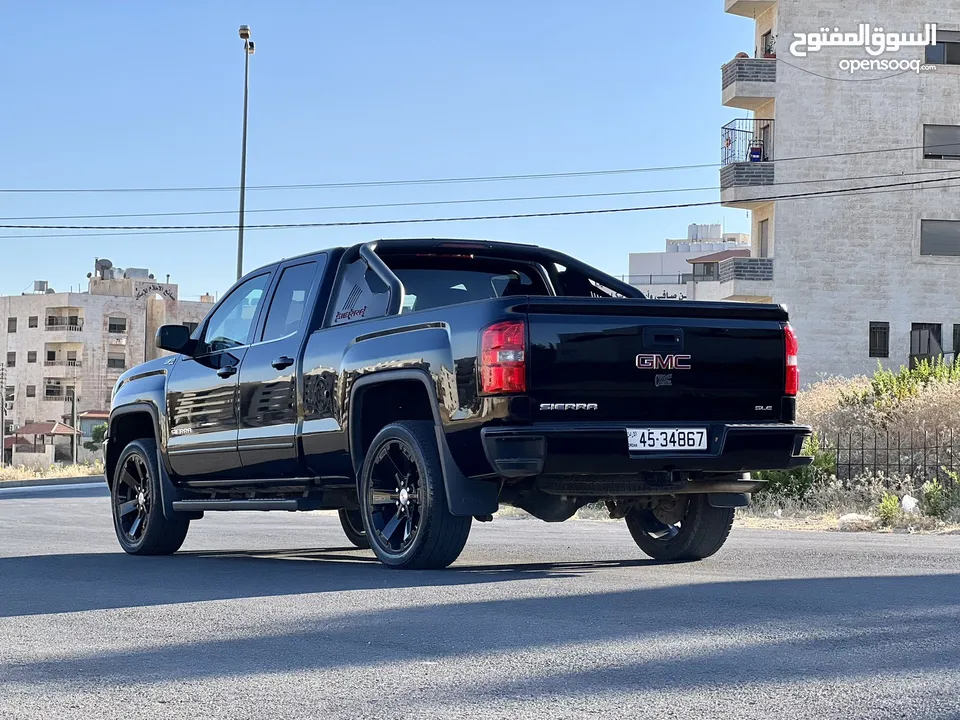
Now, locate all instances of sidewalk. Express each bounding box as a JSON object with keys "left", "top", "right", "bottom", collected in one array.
[{"left": 0, "top": 475, "right": 104, "bottom": 489}]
